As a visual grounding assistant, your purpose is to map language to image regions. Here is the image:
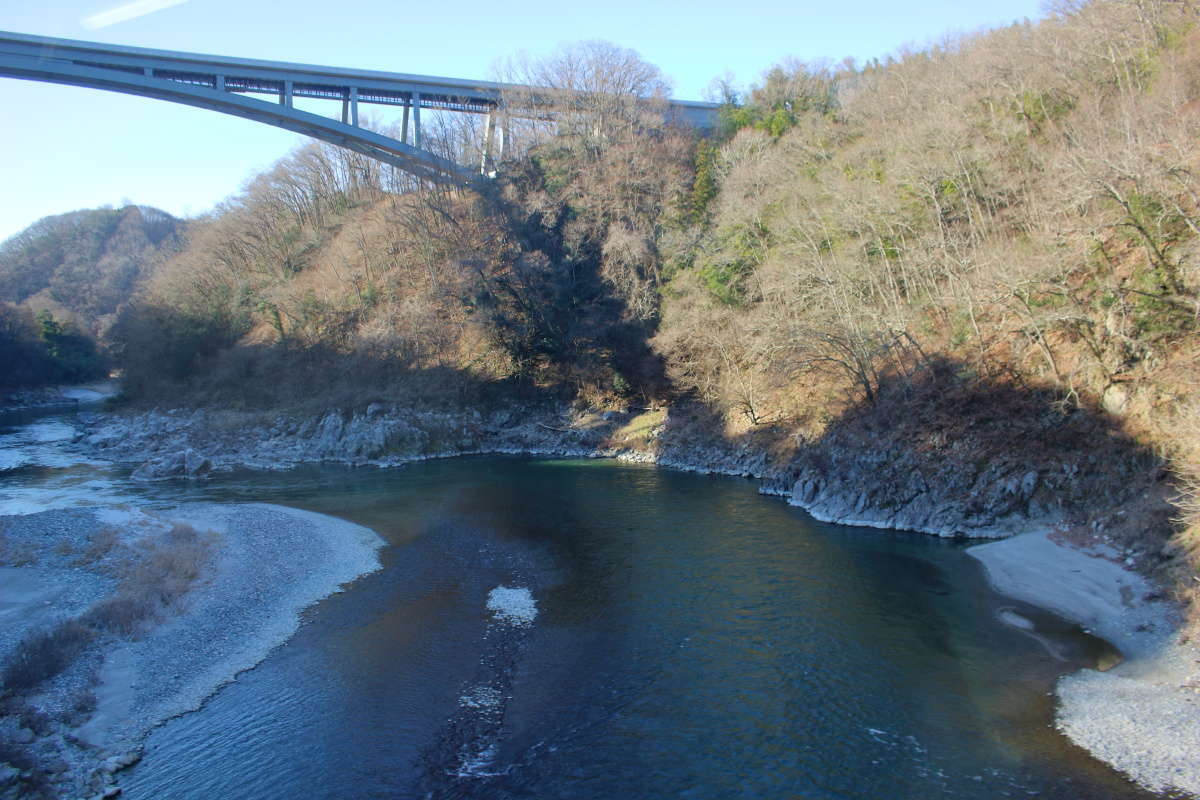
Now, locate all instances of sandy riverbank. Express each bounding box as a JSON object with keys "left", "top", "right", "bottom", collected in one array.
[
  {"left": 969, "top": 530, "right": 1200, "bottom": 797},
  {"left": 0, "top": 502, "right": 383, "bottom": 799}
]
